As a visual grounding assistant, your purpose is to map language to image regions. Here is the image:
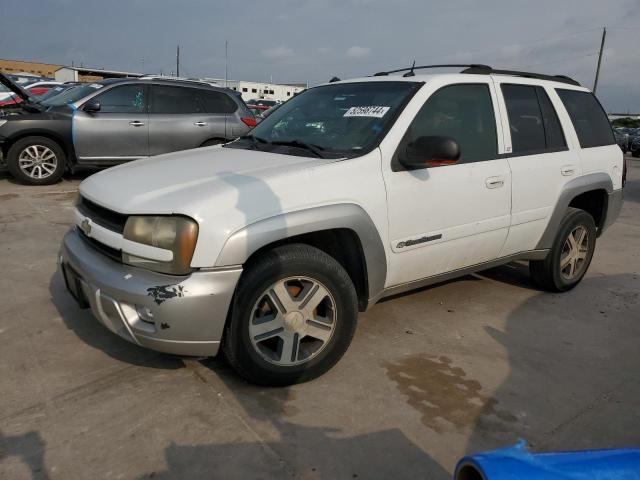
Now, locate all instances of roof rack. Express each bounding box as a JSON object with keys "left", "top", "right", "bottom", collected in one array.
[
  {"left": 139, "top": 75, "right": 221, "bottom": 87},
  {"left": 373, "top": 64, "right": 491, "bottom": 77},
  {"left": 461, "top": 66, "right": 581, "bottom": 86},
  {"left": 372, "top": 64, "right": 581, "bottom": 86}
]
